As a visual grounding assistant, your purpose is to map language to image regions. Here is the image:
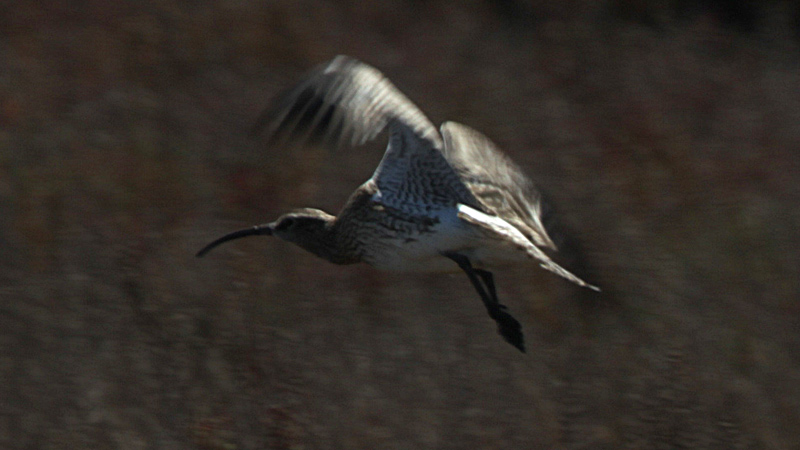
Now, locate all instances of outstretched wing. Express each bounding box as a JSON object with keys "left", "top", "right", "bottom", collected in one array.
[
  {"left": 252, "top": 55, "right": 441, "bottom": 149},
  {"left": 440, "top": 121, "right": 556, "bottom": 250},
  {"left": 252, "top": 55, "right": 479, "bottom": 210}
]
